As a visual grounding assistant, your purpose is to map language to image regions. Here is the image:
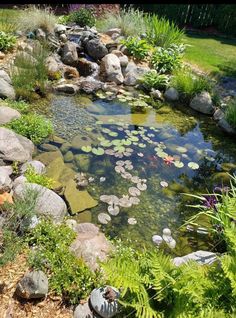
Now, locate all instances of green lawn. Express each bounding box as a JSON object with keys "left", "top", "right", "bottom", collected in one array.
[{"left": 183, "top": 32, "right": 236, "bottom": 78}]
